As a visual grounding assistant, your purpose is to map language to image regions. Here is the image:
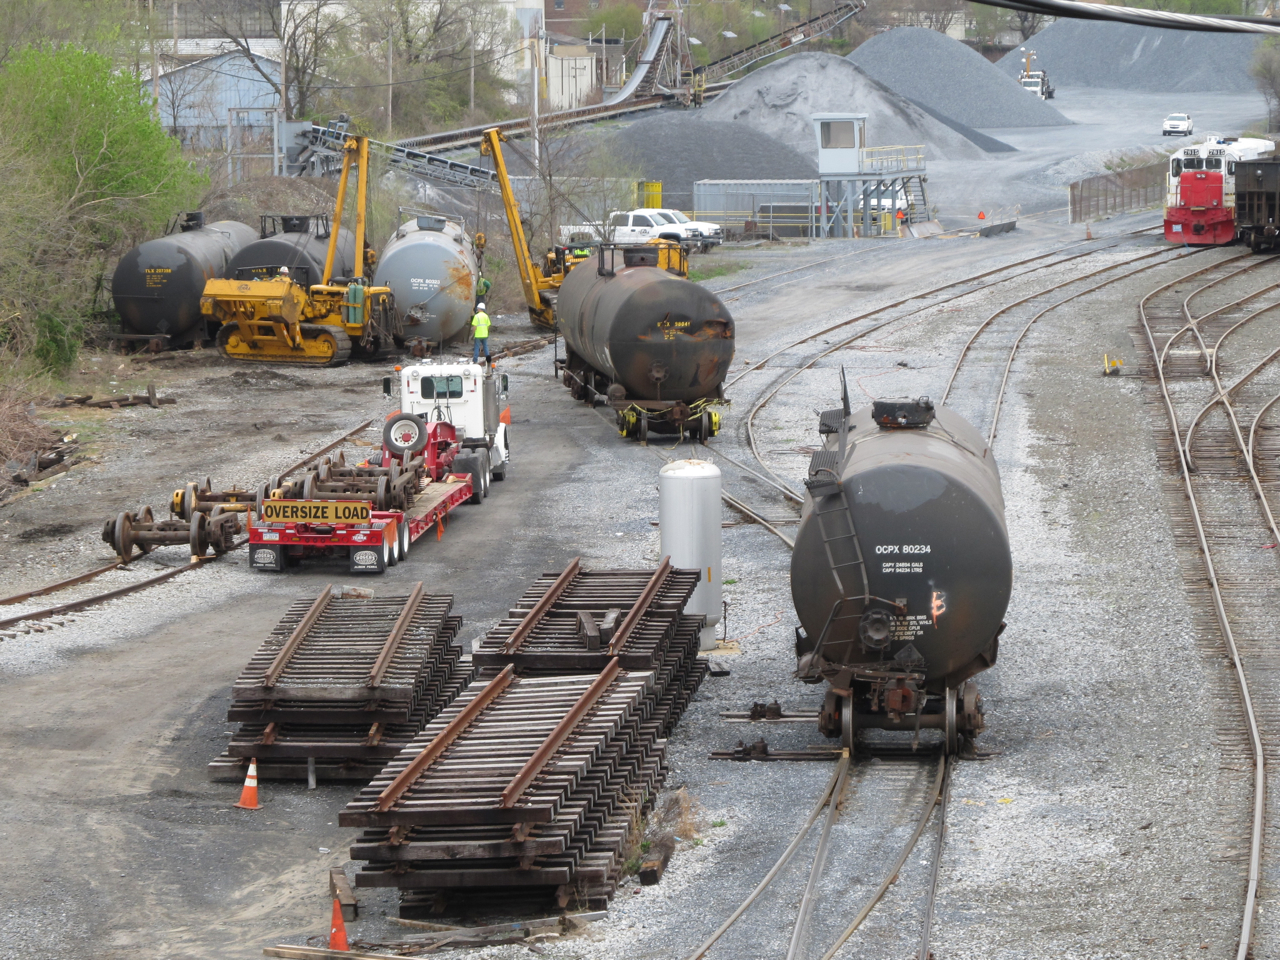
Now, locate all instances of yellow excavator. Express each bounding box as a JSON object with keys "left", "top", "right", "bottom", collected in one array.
[
  {"left": 200, "top": 135, "right": 395, "bottom": 365},
  {"left": 480, "top": 127, "right": 686, "bottom": 331}
]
